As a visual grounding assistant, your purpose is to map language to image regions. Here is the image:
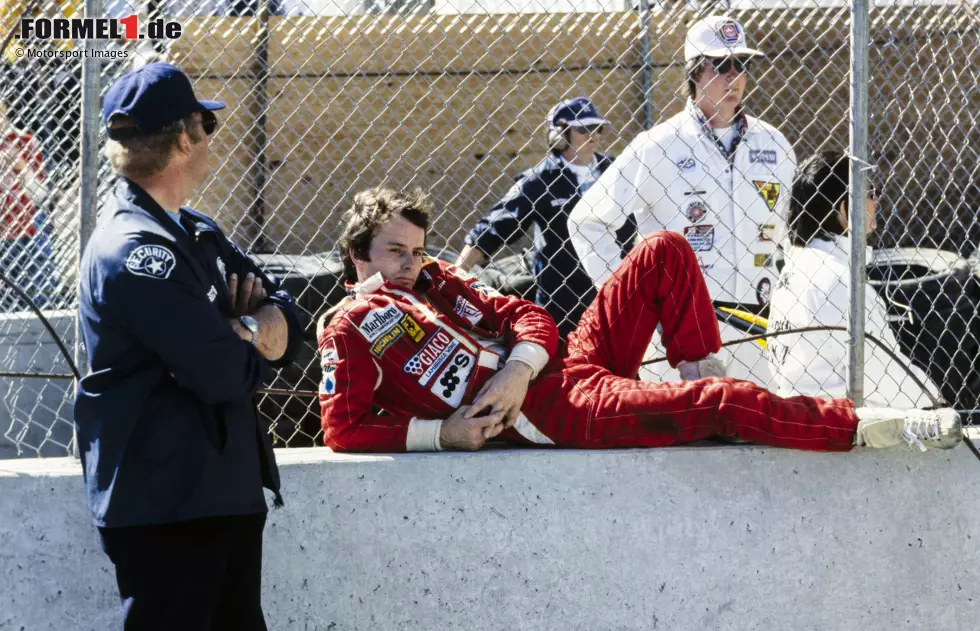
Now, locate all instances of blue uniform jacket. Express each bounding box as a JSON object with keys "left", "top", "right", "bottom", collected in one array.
[
  {"left": 75, "top": 178, "right": 303, "bottom": 528},
  {"left": 464, "top": 153, "right": 637, "bottom": 335}
]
